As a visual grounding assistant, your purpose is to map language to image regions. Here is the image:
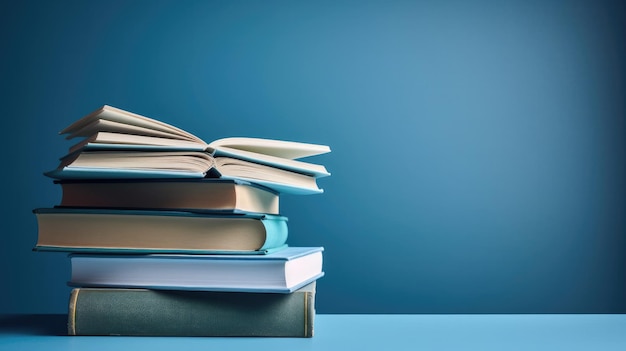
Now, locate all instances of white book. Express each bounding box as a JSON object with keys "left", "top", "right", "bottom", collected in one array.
[{"left": 69, "top": 247, "right": 325, "bottom": 293}]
